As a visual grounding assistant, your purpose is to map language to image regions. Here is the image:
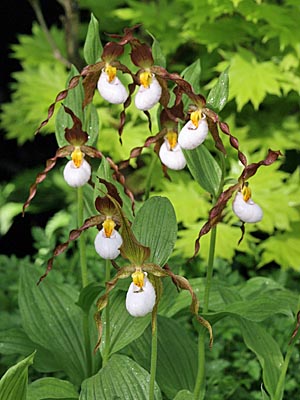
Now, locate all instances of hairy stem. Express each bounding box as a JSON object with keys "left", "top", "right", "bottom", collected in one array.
[
  {"left": 149, "top": 310, "right": 158, "bottom": 400},
  {"left": 78, "top": 186, "right": 89, "bottom": 288},
  {"left": 194, "top": 226, "right": 217, "bottom": 400},
  {"left": 77, "top": 186, "right": 92, "bottom": 376},
  {"left": 102, "top": 259, "right": 111, "bottom": 366}
]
